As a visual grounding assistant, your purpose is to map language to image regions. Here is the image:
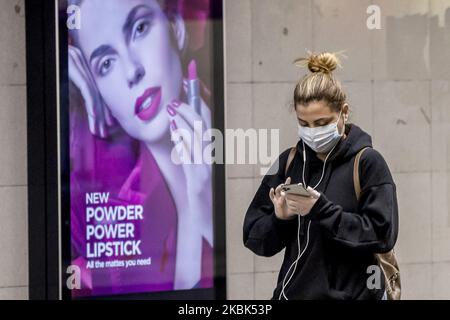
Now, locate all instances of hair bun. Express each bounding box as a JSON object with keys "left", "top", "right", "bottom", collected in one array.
[{"left": 294, "top": 51, "right": 343, "bottom": 74}]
